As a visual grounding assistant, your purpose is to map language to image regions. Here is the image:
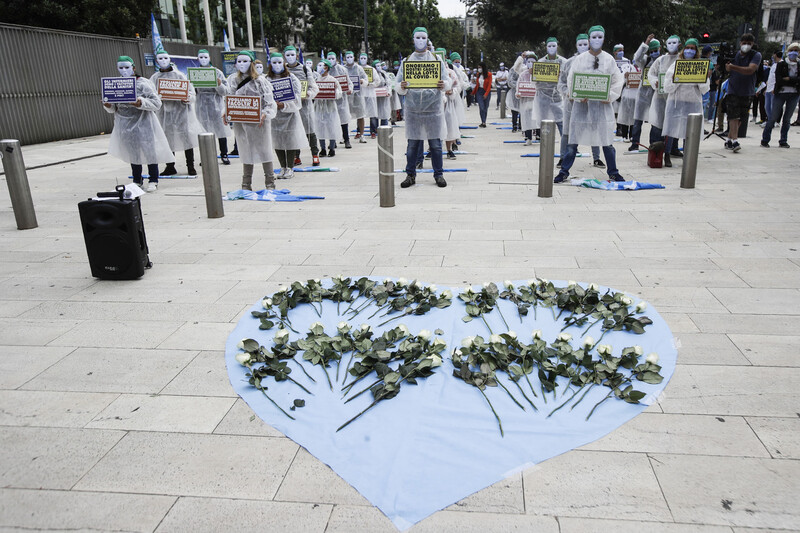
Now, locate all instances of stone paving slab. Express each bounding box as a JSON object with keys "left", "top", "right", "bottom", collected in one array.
[{"left": 1, "top": 103, "right": 799, "bottom": 531}]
